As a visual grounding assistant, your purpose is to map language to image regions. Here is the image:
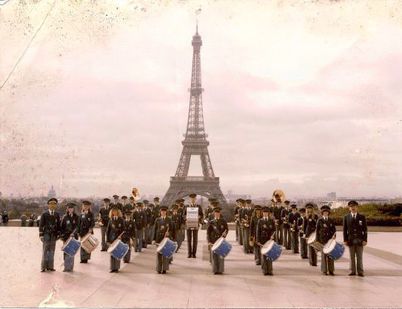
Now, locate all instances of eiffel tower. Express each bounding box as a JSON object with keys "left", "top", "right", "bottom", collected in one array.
[{"left": 161, "top": 25, "right": 228, "bottom": 209}]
